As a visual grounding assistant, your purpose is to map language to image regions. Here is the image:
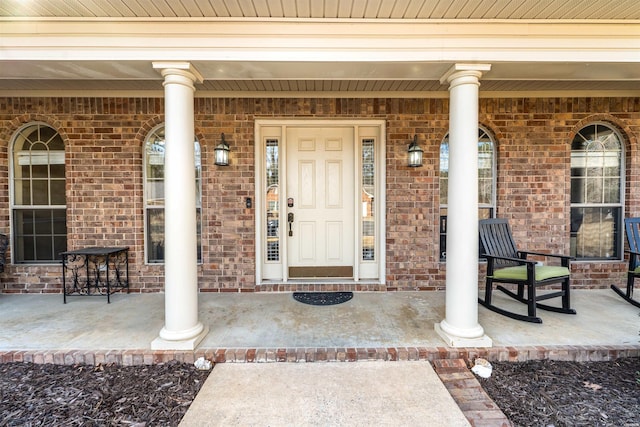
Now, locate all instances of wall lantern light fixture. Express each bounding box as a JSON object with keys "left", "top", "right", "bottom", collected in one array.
[
  {"left": 214, "top": 133, "right": 230, "bottom": 166},
  {"left": 408, "top": 135, "right": 423, "bottom": 167}
]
